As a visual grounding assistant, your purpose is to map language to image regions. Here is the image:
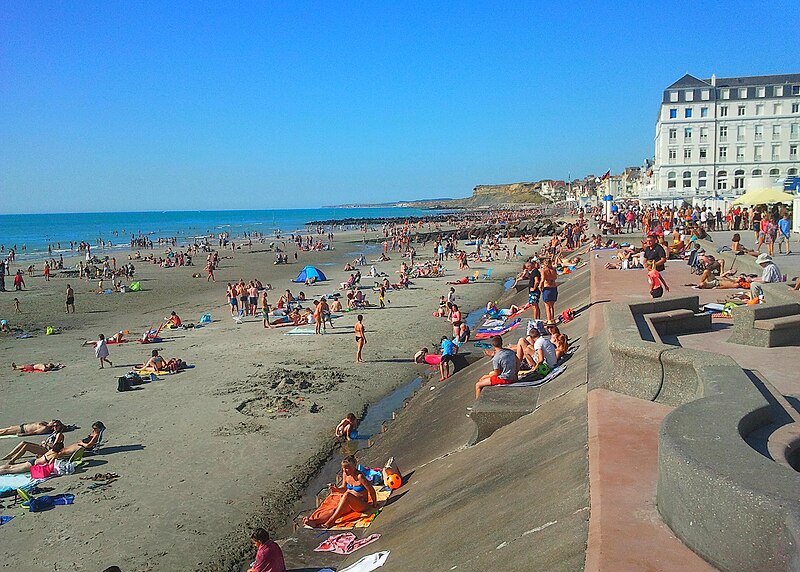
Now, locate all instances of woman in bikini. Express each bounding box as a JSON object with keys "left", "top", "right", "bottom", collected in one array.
[
  {"left": 0, "top": 419, "right": 63, "bottom": 437},
  {"left": 61, "top": 421, "right": 105, "bottom": 457},
  {"left": 303, "top": 456, "right": 376, "bottom": 528},
  {"left": 3, "top": 420, "right": 65, "bottom": 462},
  {"left": 354, "top": 315, "right": 366, "bottom": 363},
  {"left": 0, "top": 442, "right": 64, "bottom": 475}
]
